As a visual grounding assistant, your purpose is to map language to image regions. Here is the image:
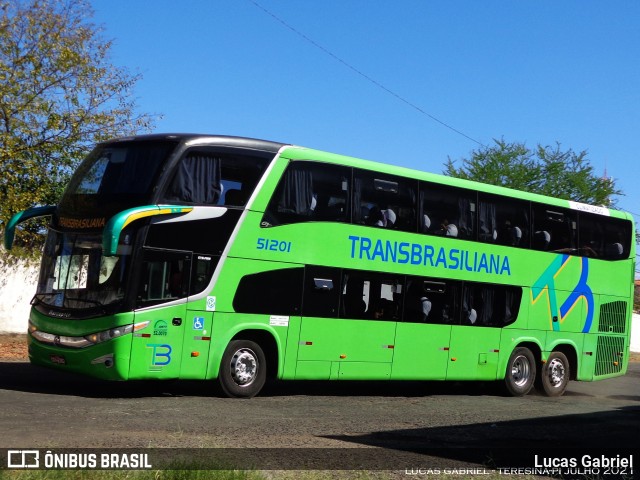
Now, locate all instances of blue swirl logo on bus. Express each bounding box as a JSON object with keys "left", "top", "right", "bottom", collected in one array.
[
  {"left": 531, "top": 255, "right": 594, "bottom": 333},
  {"left": 347, "top": 235, "right": 511, "bottom": 276}
]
